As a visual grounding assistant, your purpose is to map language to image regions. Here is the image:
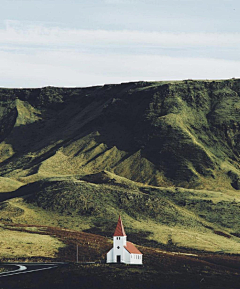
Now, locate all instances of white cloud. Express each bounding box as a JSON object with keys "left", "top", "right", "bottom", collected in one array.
[
  {"left": 0, "top": 21, "right": 240, "bottom": 87},
  {"left": 1, "top": 20, "right": 240, "bottom": 49}
]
